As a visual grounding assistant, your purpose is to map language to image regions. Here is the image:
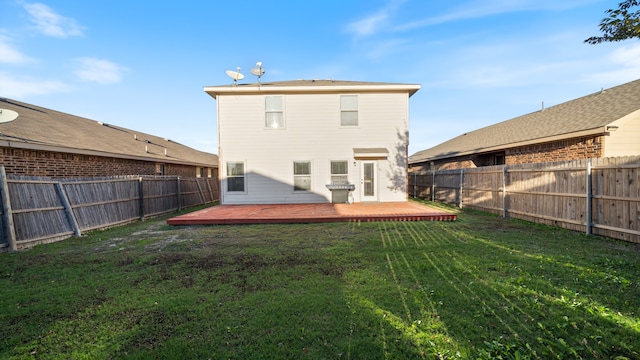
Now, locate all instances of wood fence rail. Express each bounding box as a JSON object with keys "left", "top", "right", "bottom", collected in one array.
[
  {"left": 409, "top": 156, "right": 640, "bottom": 244},
  {"left": 0, "top": 168, "right": 219, "bottom": 251}
]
